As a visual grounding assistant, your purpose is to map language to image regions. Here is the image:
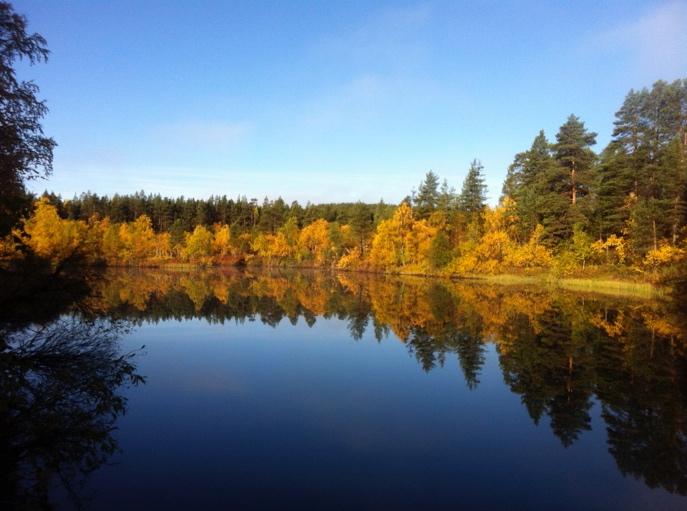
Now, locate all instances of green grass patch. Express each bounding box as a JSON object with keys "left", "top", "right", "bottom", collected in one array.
[{"left": 466, "top": 273, "right": 665, "bottom": 299}]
